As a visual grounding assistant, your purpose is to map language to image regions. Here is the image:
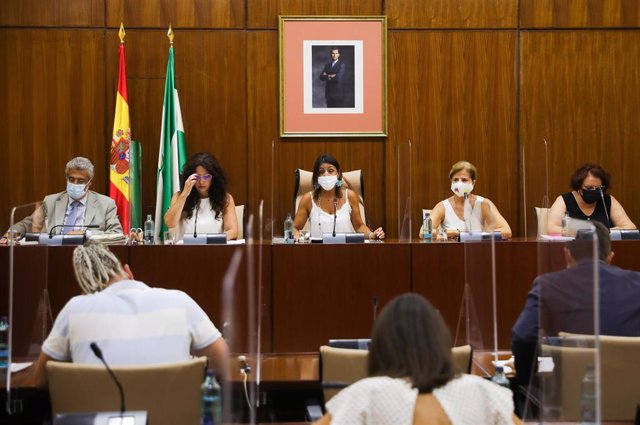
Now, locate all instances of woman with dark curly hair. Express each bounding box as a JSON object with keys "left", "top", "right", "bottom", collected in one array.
[
  {"left": 314, "top": 293, "right": 522, "bottom": 425},
  {"left": 293, "top": 154, "right": 384, "bottom": 240},
  {"left": 164, "top": 152, "right": 238, "bottom": 240},
  {"left": 547, "top": 163, "right": 635, "bottom": 234}
]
